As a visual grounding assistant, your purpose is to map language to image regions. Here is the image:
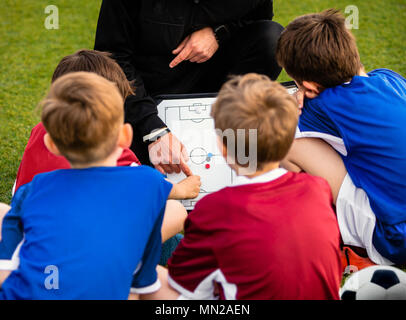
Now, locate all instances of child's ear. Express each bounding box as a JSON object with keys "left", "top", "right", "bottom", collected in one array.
[
  {"left": 216, "top": 136, "right": 227, "bottom": 159},
  {"left": 43, "top": 133, "right": 62, "bottom": 157},
  {"left": 302, "top": 81, "right": 322, "bottom": 99},
  {"left": 118, "top": 123, "right": 133, "bottom": 149}
]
